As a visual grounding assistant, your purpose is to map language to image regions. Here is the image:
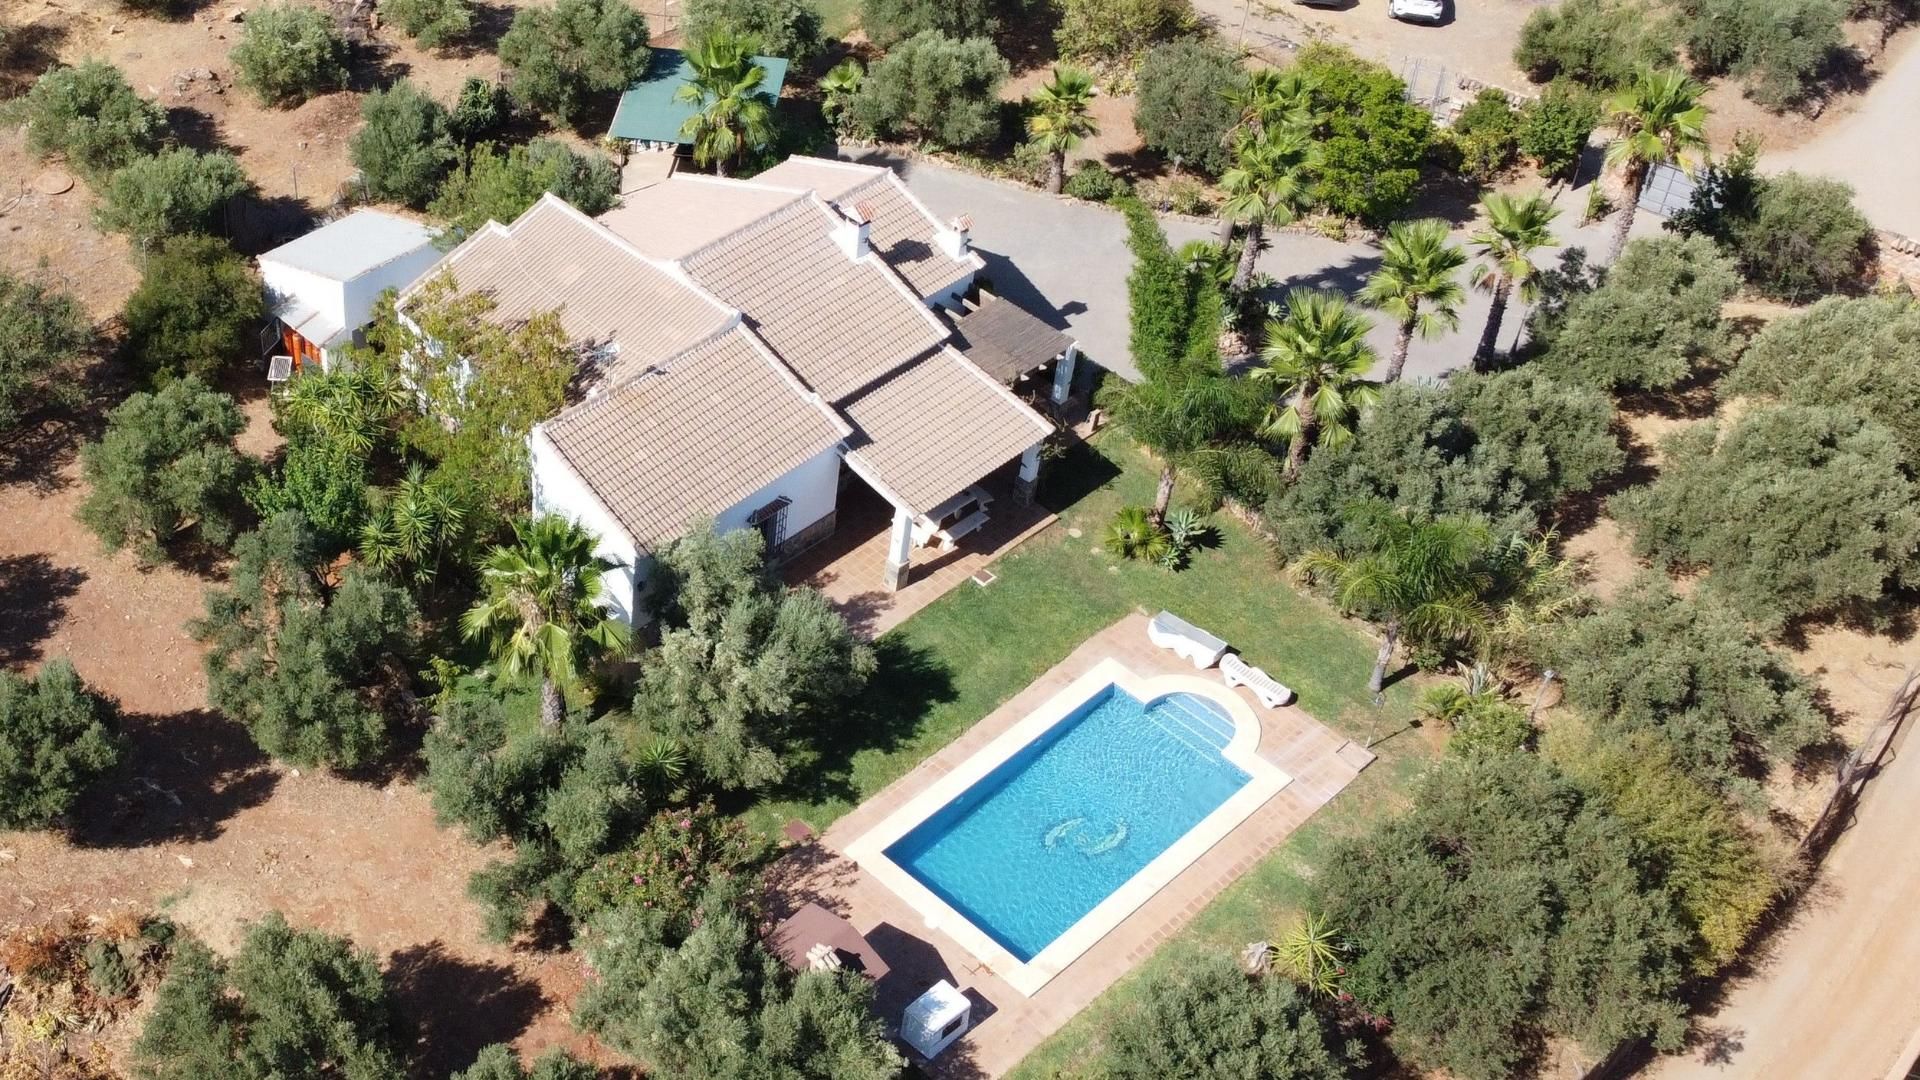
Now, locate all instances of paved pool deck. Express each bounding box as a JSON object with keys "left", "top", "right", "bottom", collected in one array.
[{"left": 760, "top": 613, "right": 1374, "bottom": 1078}]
